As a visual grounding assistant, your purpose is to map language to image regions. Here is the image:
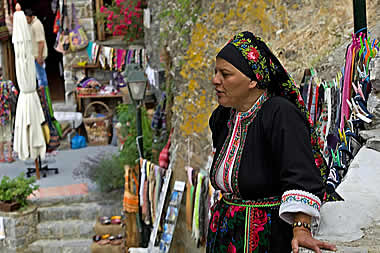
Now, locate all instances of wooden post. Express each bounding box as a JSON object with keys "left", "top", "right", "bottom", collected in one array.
[
  {"left": 35, "top": 158, "right": 40, "bottom": 180},
  {"left": 353, "top": 0, "right": 367, "bottom": 36},
  {"left": 95, "top": 0, "right": 106, "bottom": 41}
]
